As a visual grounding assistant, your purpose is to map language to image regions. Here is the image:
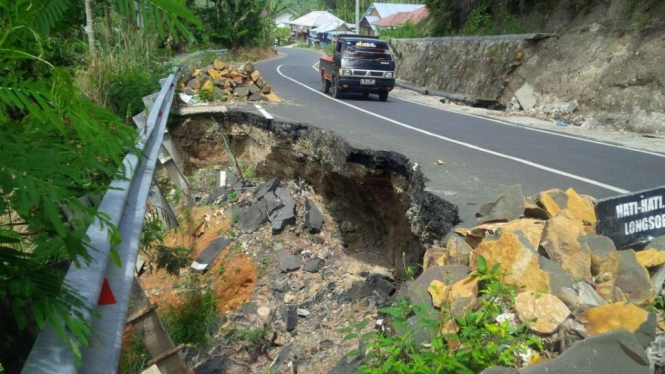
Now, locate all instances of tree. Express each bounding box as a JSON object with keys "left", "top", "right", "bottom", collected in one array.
[{"left": 0, "top": 0, "right": 200, "bottom": 365}]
